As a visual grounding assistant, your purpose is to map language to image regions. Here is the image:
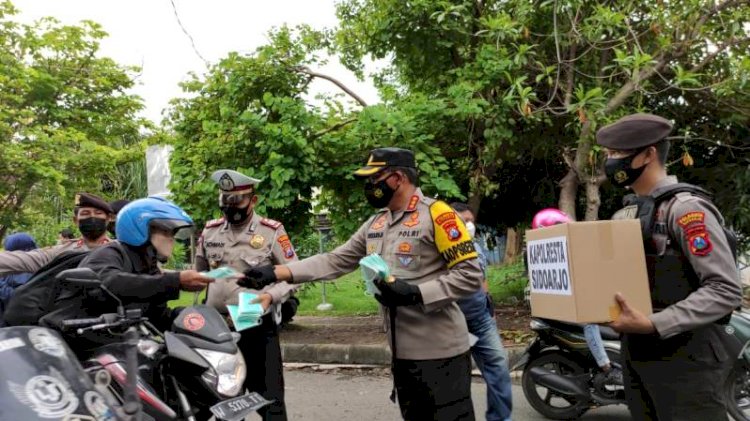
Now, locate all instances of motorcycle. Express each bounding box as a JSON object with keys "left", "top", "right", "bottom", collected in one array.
[
  {"left": 726, "top": 310, "right": 750, "bottom": 421},
  {"left": 56, "top": 267, "right": 270, "bottom": 421},
  {"left": 512, "top": 317, "right": 624, "bottom": 420},
  {"left": 516, "top": 312, "right": 750, "bottom": 420},
  {"left": 0, "top": 325, "right": 125, "bottom": 420}
]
